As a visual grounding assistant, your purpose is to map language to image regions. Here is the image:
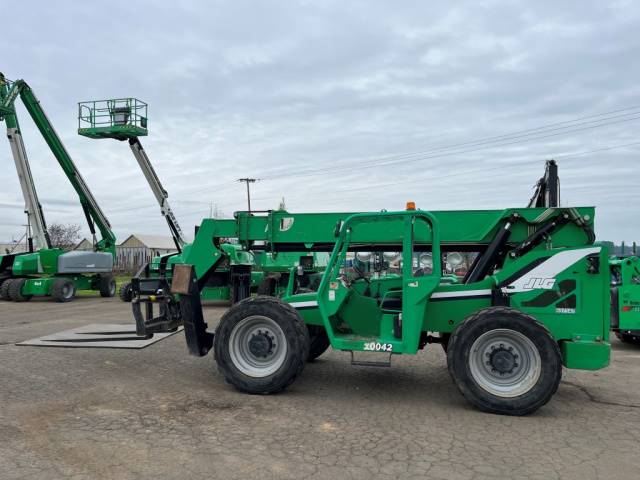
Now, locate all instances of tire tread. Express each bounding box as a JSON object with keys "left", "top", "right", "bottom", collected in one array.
[
  {"left": 447, "top": 306, "right": 562, "bottom": 416},
  {"left": 214, "top": 296, "right": 310, "bottom": 394}
]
